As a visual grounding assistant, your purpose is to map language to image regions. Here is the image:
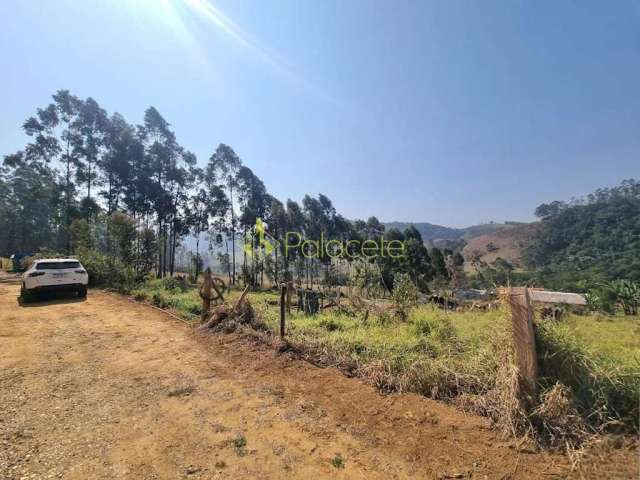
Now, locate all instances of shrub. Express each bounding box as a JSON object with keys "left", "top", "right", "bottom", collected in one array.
[
  {"left": 318, "top": 316, "right": 345, "bottom": 332},
  {"left": 392, "top": 273, "right": 418, "bottom": 319},
  {"left": 330, "top": 454, "right": 344, "bottom": 468},
  {"left": 77, "top": 248, "right": 138, "bottom": 294},
  {"left": 159, "top": 276, "right": 190, "bottom": 293},
  {"left": 151, "top": 291, "right": 169, "bottom": 308},
  {"left": 412, "top": 313, "right": 457, "bottom": 342}
]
